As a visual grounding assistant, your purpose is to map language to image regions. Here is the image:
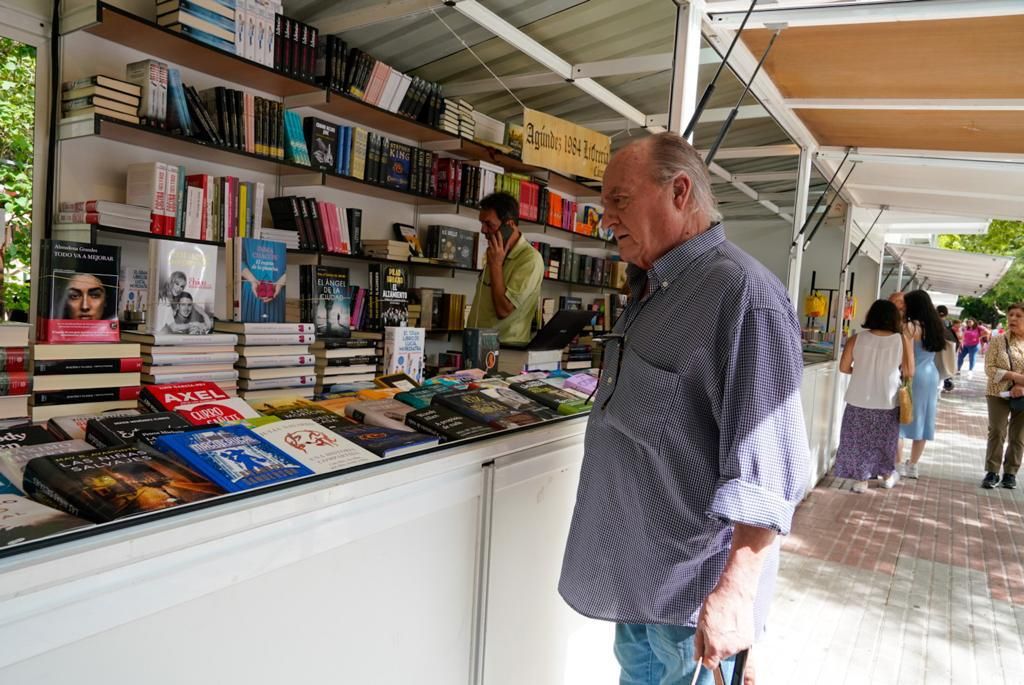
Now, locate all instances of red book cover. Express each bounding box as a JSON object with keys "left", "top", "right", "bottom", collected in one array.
[
  {"left": 140, "top": 380, "right": 230, "bottom": 413},
  {"left": 175, "top": 397, "right": 261, "bottom": 426},
  {"left": 0, "top": 347, "right": 28, "bottom": 372},
  {"left": 0, "top": 371, "right": 29, "bottom": 395}
]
